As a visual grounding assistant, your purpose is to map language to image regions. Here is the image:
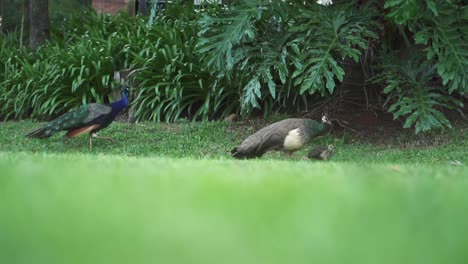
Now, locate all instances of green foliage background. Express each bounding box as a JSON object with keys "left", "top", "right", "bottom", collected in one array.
[{"left": 0, "top": 0, "right": 466, "bottom": 132}]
